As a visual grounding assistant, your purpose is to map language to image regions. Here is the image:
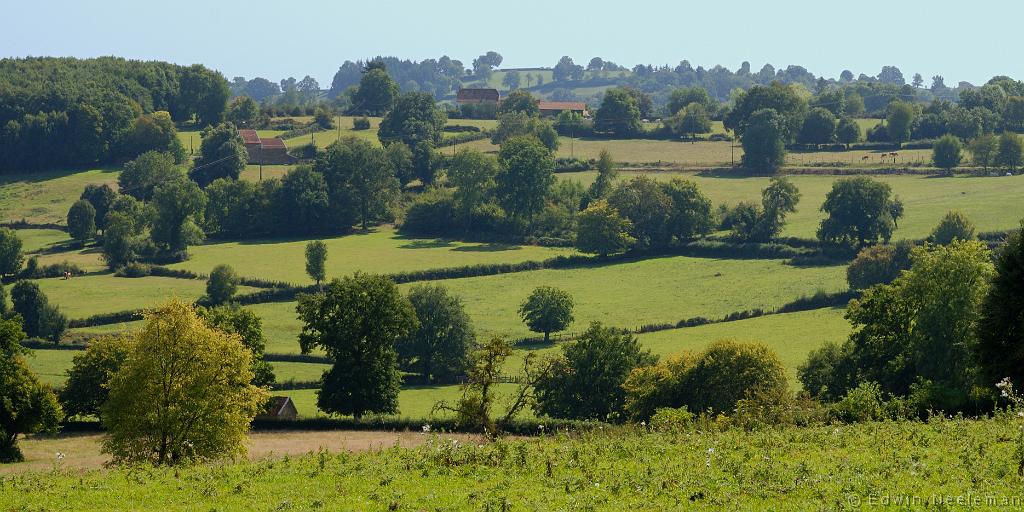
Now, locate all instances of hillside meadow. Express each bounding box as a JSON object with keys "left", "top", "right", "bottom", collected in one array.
[
  {"left": 4, "top": 417, "right": 1024, "bottom": 510},
  {"left": 0, "top": 168, "right": 119, "bottom": 224},
  {"left": 562, "top": 171, "right": 1024, "bottom": 239},
  {"left": 167, "top": 226, "right": 576, "bottom": 284}
]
